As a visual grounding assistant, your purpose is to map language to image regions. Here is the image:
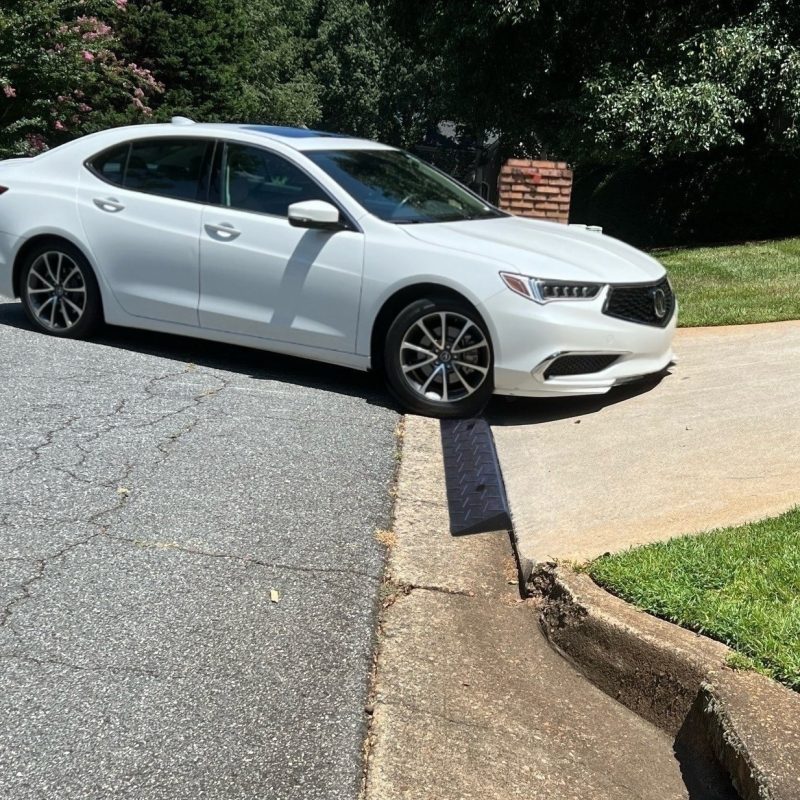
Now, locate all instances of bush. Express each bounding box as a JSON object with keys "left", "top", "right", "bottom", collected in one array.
[{"left": 0, "top": 0, "right": 162, "bottom": 157}]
